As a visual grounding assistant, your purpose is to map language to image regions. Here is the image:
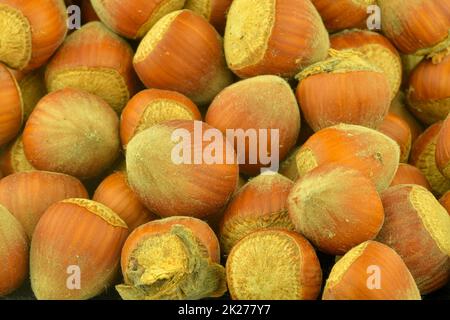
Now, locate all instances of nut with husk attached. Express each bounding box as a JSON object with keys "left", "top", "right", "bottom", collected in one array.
[{"left": 116, "top": 217, "right": 226, "bottom": 300}]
